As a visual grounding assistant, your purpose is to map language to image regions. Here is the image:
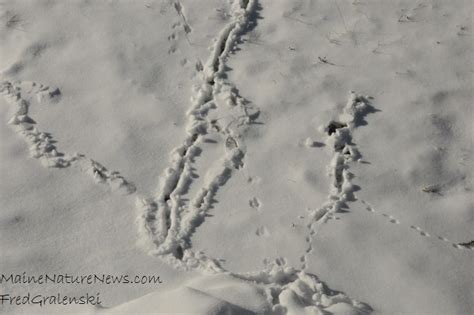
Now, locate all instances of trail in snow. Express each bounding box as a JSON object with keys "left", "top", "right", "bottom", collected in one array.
[
  {"left": 300, "top": 92, "right": 377, "bottom": 270},
  {"left": 360, "top": 199, "right": 474, "bottom": 251},
  {"left": 2, "top": 0, "right": 472, "bottom": 313},
  {"left": 136, "top": 0, "right": 260, "bottom": 261},
  {"left": 300, "top": 93, "right": 472, "bottom": 271},
  {"left": 134, "top": 1, "right": 372, "bottom": 312},
  {"left": 0, "top": 80, "right": 136, "bottom": 195}
]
